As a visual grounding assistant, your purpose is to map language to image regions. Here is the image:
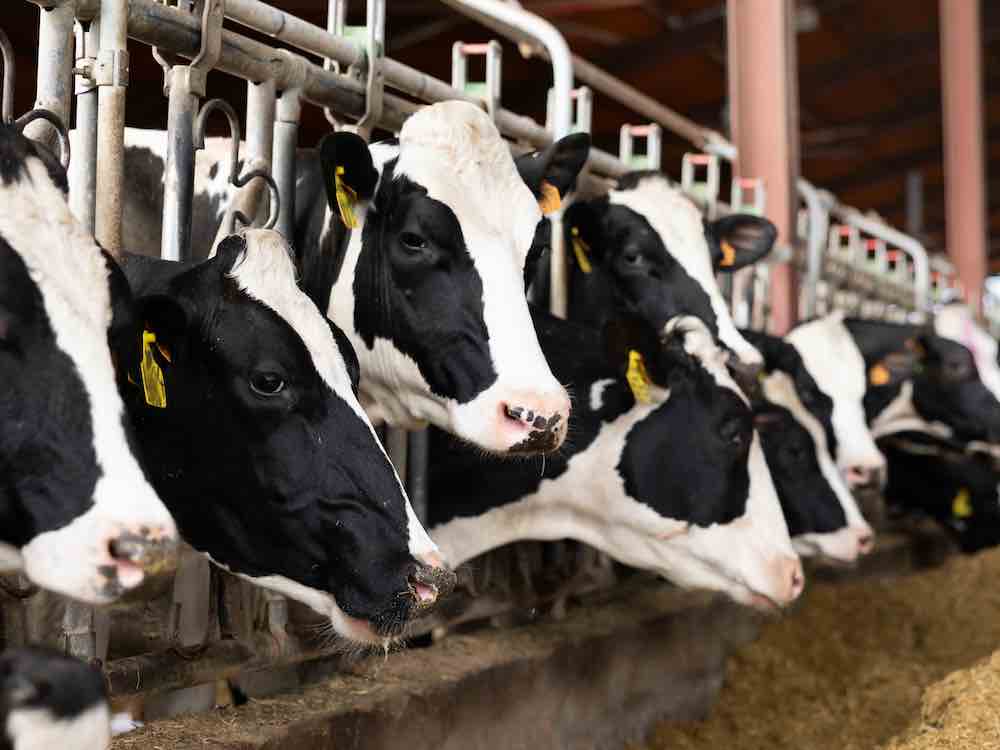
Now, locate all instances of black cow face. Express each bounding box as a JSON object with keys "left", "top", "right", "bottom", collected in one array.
[
  {"left": 562, "top": 172, "right": 776, "bottom": 368},
  {"left": 117, "top": 230, "right": 452, "bottom": 644},
  {"left": 0, "top": 125, "right": 176, "bottom": 605},
  {"left": 313, "top": 102, "right": 591, "bottom": 455},
  {"left": 0, "top": 647, "right": 110, "bottom": 750}
]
